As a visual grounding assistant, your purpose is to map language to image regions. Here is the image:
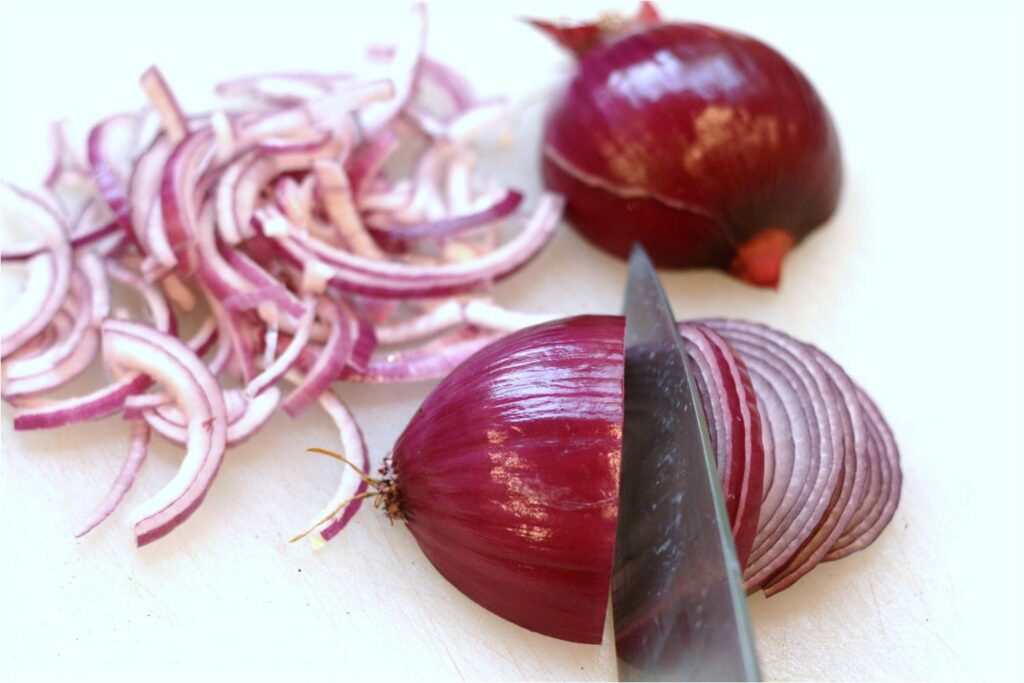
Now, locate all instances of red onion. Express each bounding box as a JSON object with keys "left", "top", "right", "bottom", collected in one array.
[
  {"left": 535, "top": 3, "right": 842, "bottom": 287},
  {"left": 141, "top": 387, "right": 280, "bottom": 448},
  {"left": 281, "top": 299, "right": 354, "bottom": 417},
  {"left": 1, "top": 185, "right": 72, "bottom": 358},
  {"left": 101, "top": 319, "right": 227, "bottom": 545},
  {"left": 2, "top": 6, "right": 565, "bottom": 544},
  {"left": 2, "top": 269, "right": 98, "bottom": 399},
  {"left": 386, "top": 316, "right": 625, "bottom": 644},
  {"left": 75, "top": 421, "right": 152, "bottom": 538},
  {"left": 312, "top": 315, "right": 898, "bottom": 643}
]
